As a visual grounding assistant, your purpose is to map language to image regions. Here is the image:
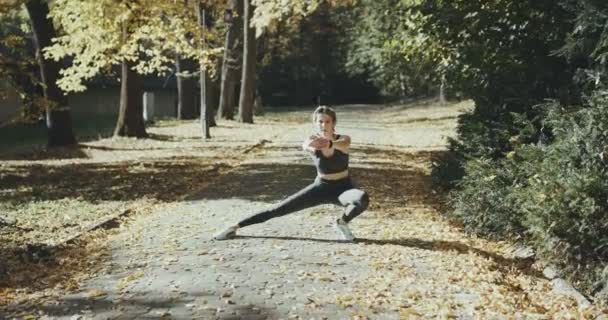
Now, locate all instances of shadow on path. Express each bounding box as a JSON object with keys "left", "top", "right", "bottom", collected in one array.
[
  {"left": 0, "top": 145, "right": 90, "bottom": 161},
  {"left": 187, "top": 148, "right": 439, "bottom": 211},
  {"left": 0, "top": 157, "right": 227, "bottom": 205},
  {"left": 237, "top": 235, "right": 539, "bottom": 278},
  {"left": 4, "top": 290, "right": 275, "bottom": 320},
  {"left": 1, "top": 146, "right": 439, "bottom": 209}
]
